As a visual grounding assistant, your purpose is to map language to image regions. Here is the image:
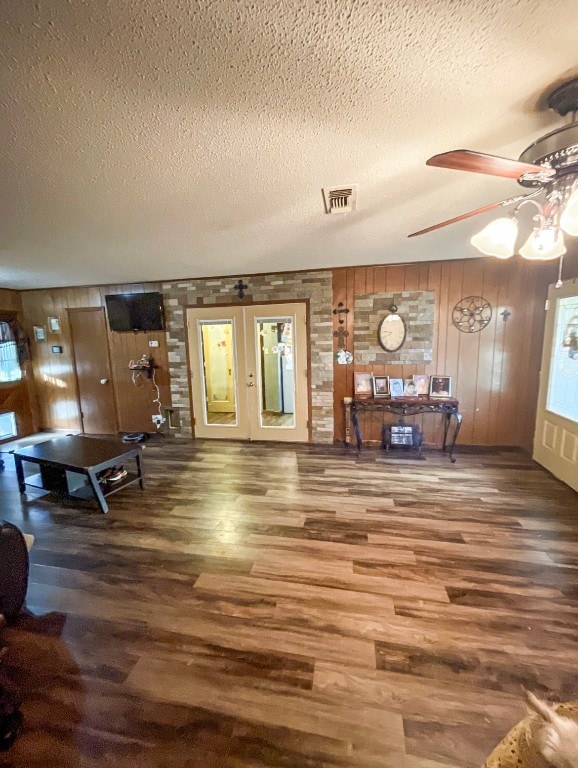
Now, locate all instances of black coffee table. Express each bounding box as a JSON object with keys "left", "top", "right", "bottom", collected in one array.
[{"left": 13, "top": 435, "right": 144, "bottom": 513}]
